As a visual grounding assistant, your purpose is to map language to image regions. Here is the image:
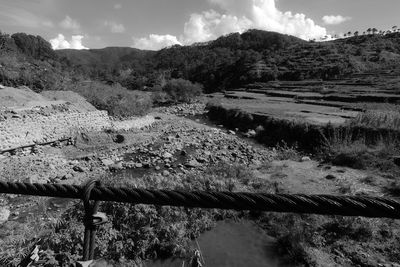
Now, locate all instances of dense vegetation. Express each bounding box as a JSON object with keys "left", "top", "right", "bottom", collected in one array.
[
  {"left": 2, "top": 28, "right": 400, "bottom": 98},
  {"left": 56, "top": 29, "right": 400, "bottom": 92}
]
